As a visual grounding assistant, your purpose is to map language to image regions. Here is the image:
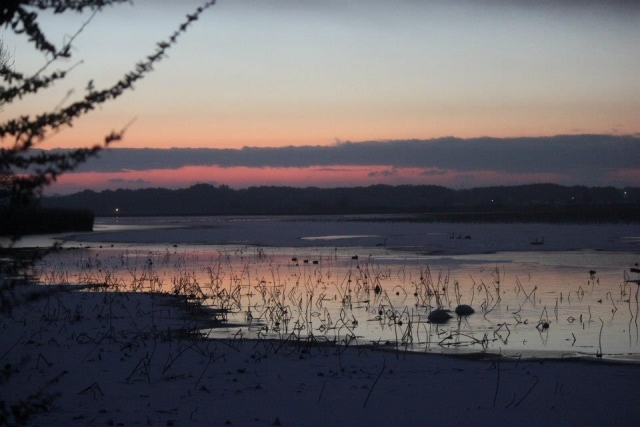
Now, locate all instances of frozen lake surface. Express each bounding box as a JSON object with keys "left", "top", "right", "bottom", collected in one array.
[{"left": 25, "top": 215, "right": 640, "bottom": 362}]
